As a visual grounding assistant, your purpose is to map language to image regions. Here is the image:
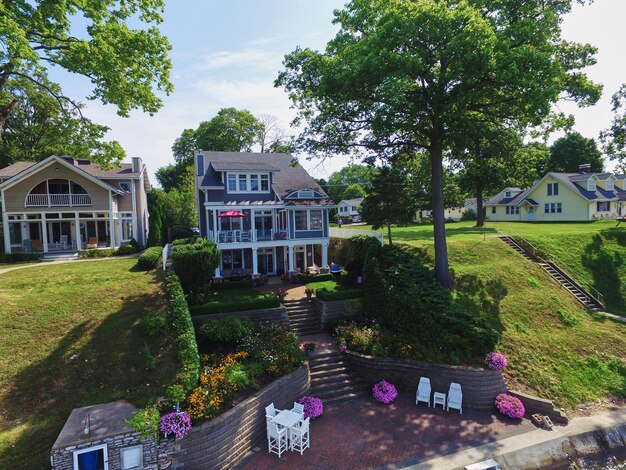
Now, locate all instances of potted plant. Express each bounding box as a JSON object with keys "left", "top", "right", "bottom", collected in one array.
[
  {"left": 372, "top": 380, "right": 398, "bottom": 404},
  {"left": 305, "top": 286, "right": 315, "bottom": 300},
  {"left": 273, "top": 288, "right": 287, "bottom": 303},
  {"left": 166, "top": 384, "right": 186, "bottom": 413},
  {"left": 159, "top": 411, "right": 192, "bottom": 439}
]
